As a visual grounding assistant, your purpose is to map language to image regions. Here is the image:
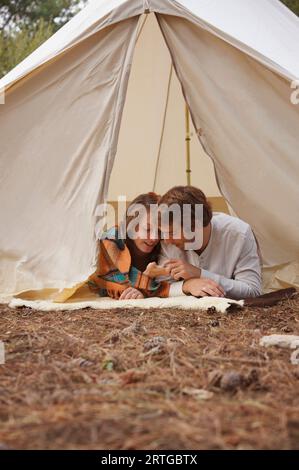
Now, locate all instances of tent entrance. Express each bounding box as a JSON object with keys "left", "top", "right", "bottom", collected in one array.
[
  {"left": 107, "top": 13, "right": 228, "bottom": 224},
  {"left": 2, "top": 2, "right": 298, "bottom": 299}
]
